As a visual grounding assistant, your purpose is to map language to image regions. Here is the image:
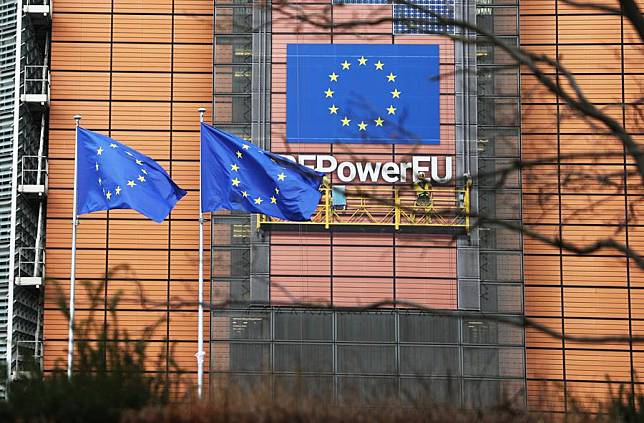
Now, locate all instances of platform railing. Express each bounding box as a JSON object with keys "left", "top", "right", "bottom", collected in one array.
[
  {"left": 22, "top": 65, "right": 50, "bottom": 102},
  {"left": 258, "top": 181, "right": 471, "bottom": 231},
  {"left": 18, "top": 155, "right": 48, "bottom": 195},
  {"left": 15, "top": 247, "right": 45, "bottom": 287}
]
